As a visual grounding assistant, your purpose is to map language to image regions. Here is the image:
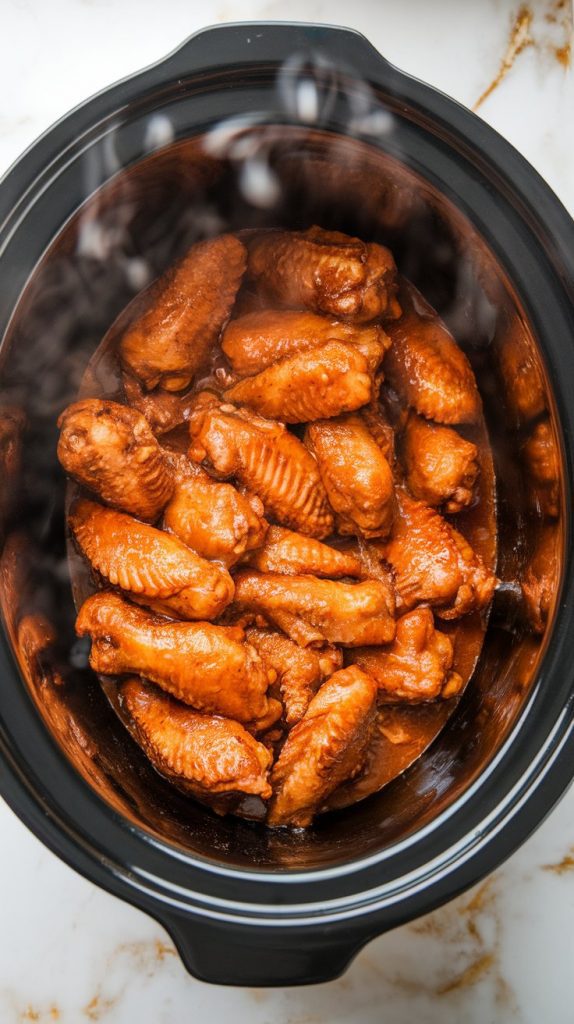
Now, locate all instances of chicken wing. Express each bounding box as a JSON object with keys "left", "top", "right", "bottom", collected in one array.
[
  {"left": 221, "top": 309, "right": 389, "bottom": 377},
  {"left": 188, "top": 393, "right": 333, "bottom": 538},
  {"left": 123, "top": 372, "right": 194, "bottom": 435},
  {"left": 246, "top": 628, "right": 342, "bottom": 726},
  {"left": 379, "top": 489, "right": 496, "bottom": 619},
  {"left": 522, "top": 418, "right": 560, "bottom": 518},
  {"left": 305, "top": 414, "right": 395, "bottom": 538},
  {"left": 163, "top": 464, "right": 267, "bottom": 567},
  {"left": 402, "top": 412, "right": 479, "bottom": 512},
  {"left": 521, "top": 524, "right": 560, "bottom": 634},
  {"left": 246, "top": 525, "right": 362, "bottom": 578},
  {"left": 233, "top": 570, "right": 396, "bottom": 647},
  {"left": 69, "top": 499, "right": 234, "bottom": 620},
  {"left": 247, "top": 226, "right": 400, "bottom": 323},
  {"left": 76, "top": 592, "right": 280, "bottom": 727},
  {"left": 267, "top": 666, "right": 378, "bottom": 827},
  {"left": 385, "top": 309, "right": 481, "bottom": 424},
  {"left": 57, "top": 398, "right": 173, "bottom": 521},
  {"left": 120, "top": 677, "right": 272, "bottom": 799},
  {"left": 119, "top": 233, "right": 246, "bottom": 391},
  {"left": 224, "top": 340, "right": 374, "bottom": 423},
  {"left": 352, "top": 608, "right": 462, "bottom": 703}
]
